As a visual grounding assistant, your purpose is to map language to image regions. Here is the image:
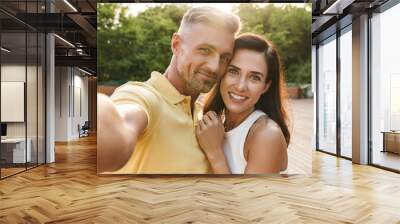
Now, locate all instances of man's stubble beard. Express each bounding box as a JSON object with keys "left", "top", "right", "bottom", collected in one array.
[
  {"left": 187, "top": 72, "right": 215, "bottom": 94},
  {"left": 179, "top": 69, "right": 216, "bottom": 95}
]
